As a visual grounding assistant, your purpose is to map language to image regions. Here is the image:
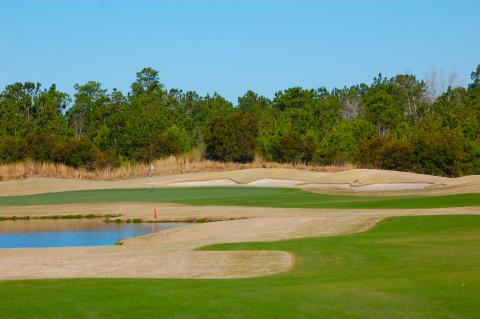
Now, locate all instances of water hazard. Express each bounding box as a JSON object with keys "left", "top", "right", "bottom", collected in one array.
[{"left": 0, "top": 219, "right": 187, "bottom": 248}]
